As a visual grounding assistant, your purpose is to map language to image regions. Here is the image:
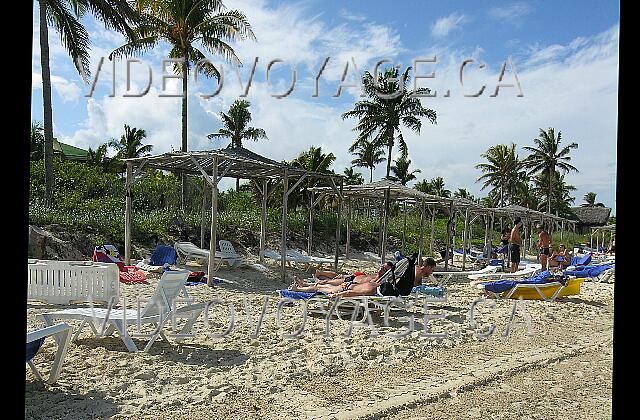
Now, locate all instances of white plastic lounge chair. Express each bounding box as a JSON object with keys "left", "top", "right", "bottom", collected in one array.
[
  {"left": 468, "top": 266, "right": 538, "bottom": 281},
  {"left": 174, "top": 241, "right": 237, "bottom": 270},
  {"left": 433, "top": 265, "right": 499, "bottom": 278},
  {"left": 37, "top": 269, "right": 206, "bottom": 352},
  {"left": 218, "top": 240, "right": 248, "bottom": 267},
  {"left": 26, "top": 323, "right": 72, "bottom": 384},
  {"left": 286, "top": 249, "right": 337, "bottom": 269},
  {"left": 262, "top": 248, "right": 314, "bottom": 269}
]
